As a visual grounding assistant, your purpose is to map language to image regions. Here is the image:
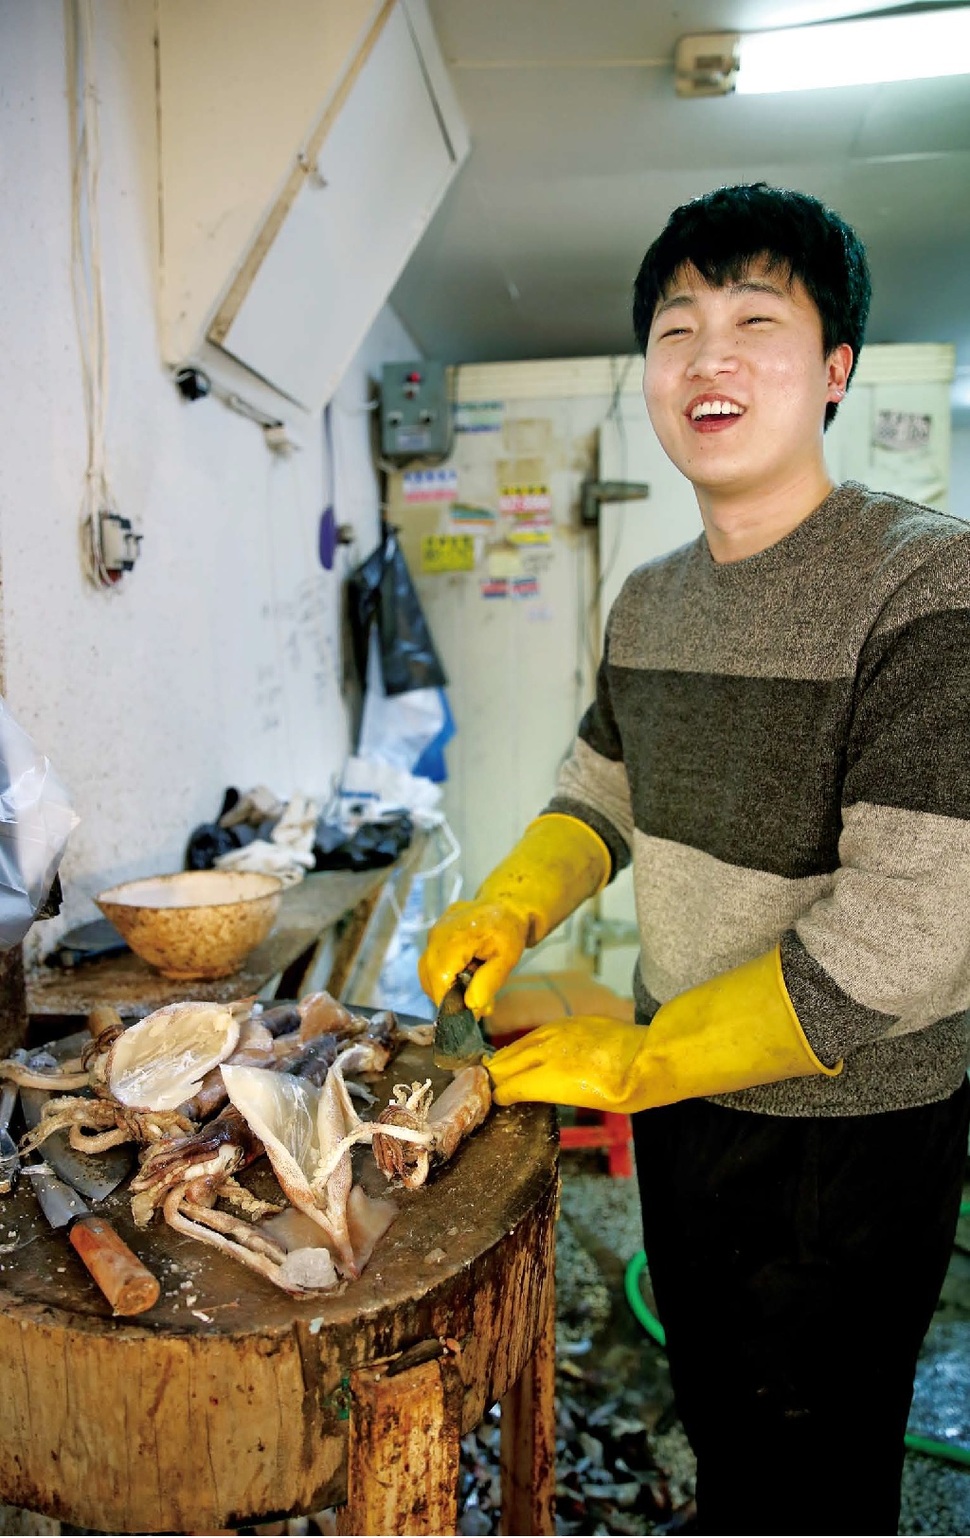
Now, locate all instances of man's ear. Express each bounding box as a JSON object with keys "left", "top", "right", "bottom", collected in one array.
[{"left": 826, "top": 343, "right": 853, "bottom": 403}]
